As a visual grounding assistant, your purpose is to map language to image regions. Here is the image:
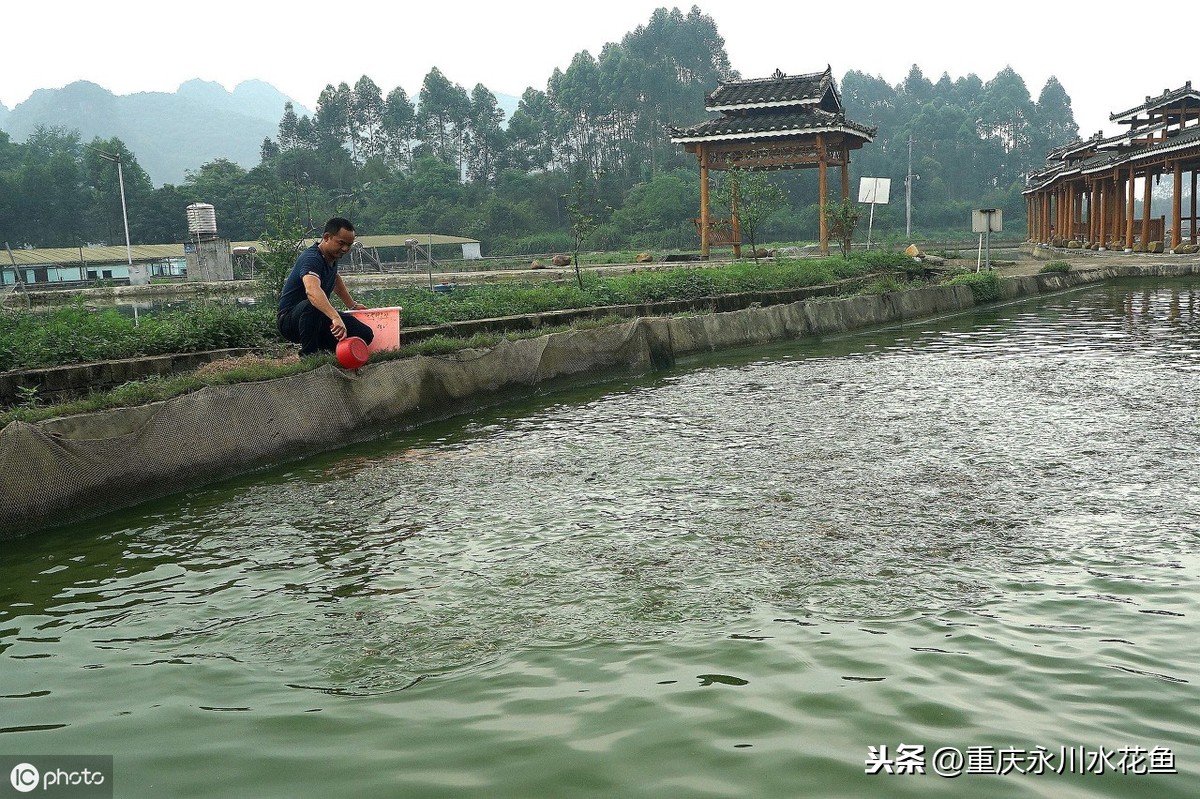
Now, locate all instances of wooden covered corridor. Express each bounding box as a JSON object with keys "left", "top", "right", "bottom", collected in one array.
[
  {"left": 1025, "top": 82, "right": 1200, "bottom": 252},
  {"left": 669, "top": 67, "right": 876, "bottom": 257}
]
